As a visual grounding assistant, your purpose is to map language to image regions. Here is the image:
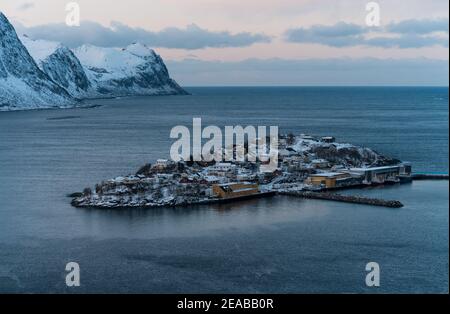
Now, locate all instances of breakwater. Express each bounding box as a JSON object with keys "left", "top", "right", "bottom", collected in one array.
[
  {"left": 281, "top": 191, "right": 404, "bottom": 208},
  {"left": 412, "top": 174, "right": 449, "bottom": 180}
]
